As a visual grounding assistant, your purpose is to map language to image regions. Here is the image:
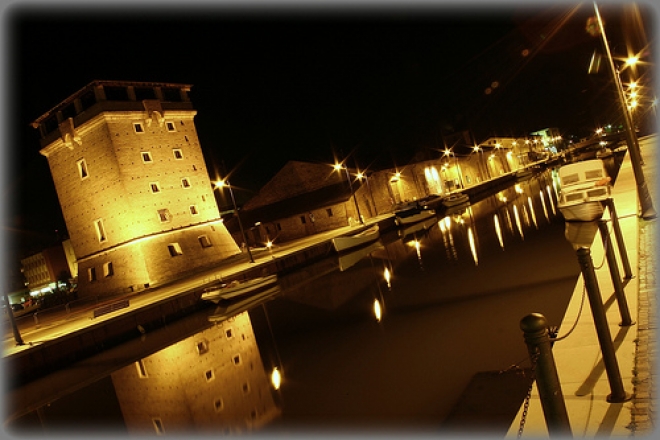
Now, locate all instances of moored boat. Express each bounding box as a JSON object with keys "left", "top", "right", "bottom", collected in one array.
[
  {"left": 338, "top": 240, "right": 384, "bottom": 271},
  {"left": 394, "top": 207, "right": 436, "bottom": 226},
  {"left": 200, "top": 274, "right": 278, "bottom": 303},
  {"left": 441, "top": 192, "right": 469, "bottom": 208},
  {"left": 556, "top": 159, "right": 611, "bottom": 222},
  {"left": 514, "top": 169, "right": 533, "bottom": 181},
  {"left": 332, "top": 225, "right": 380, "bottom": 252},
  {"left": 208, "top": 285, "right": 281, "bottom": 322}
]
